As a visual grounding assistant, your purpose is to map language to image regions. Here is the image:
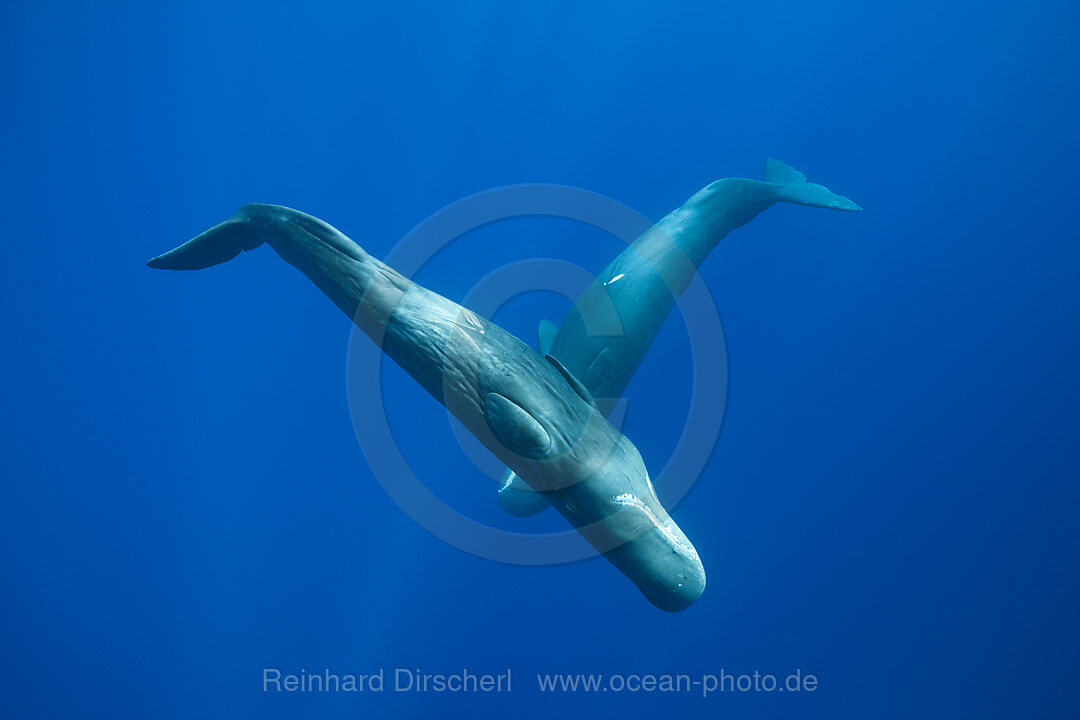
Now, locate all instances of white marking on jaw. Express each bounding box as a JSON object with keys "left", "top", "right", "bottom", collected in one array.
[
  {"left": 644, "top": 471, "right": 657, "bottom": 496},
  {"left": 612, "top": 492, "right": 693, "bottom": 552}
]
